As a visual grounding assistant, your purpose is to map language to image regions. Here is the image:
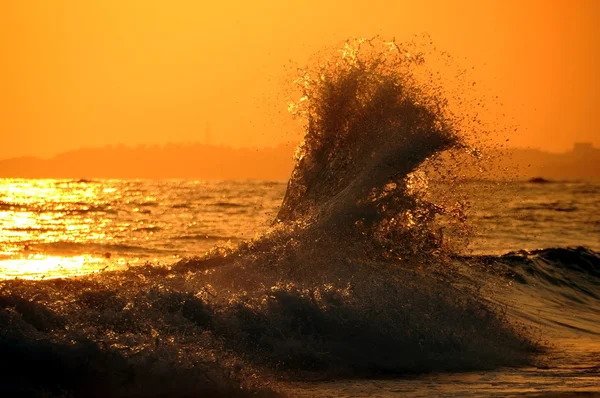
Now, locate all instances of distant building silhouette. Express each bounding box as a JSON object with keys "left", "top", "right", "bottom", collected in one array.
[{"left": 573, "top": 142, "right": 595, "bottom": 155}]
